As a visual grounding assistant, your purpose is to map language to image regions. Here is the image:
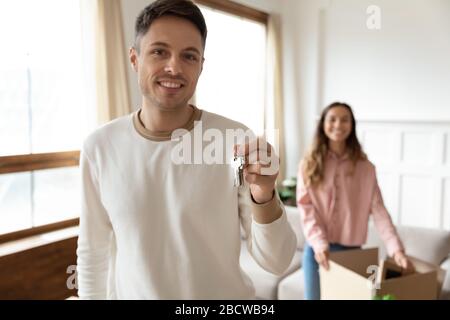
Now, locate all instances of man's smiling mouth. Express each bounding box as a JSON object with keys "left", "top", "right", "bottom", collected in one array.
[{"left": 158, "top": 81, "right": 184, "bottom": 89}]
